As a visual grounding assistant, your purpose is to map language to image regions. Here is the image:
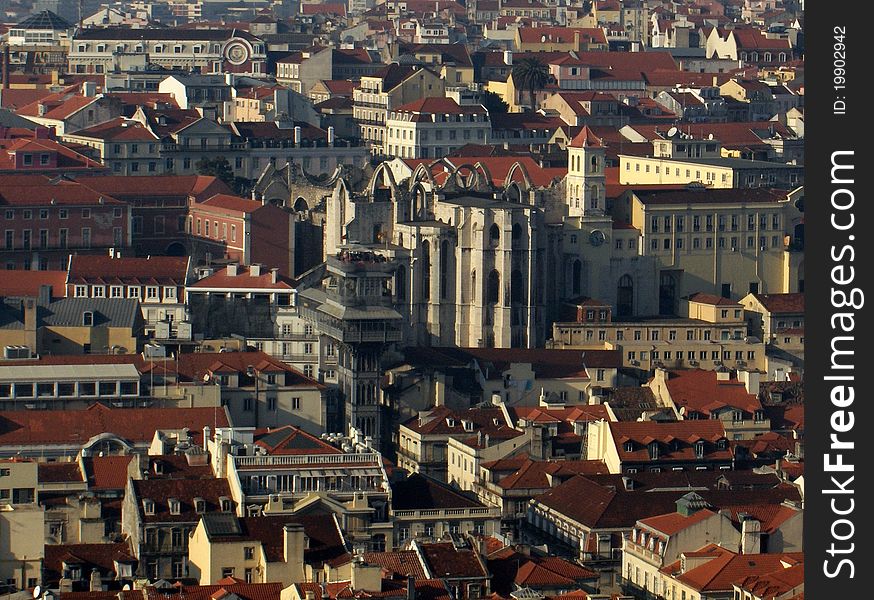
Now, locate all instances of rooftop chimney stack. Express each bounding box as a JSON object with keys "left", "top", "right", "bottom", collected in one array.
[{"left": 294, "top": 126, "right": 302, "bottom": 147}]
